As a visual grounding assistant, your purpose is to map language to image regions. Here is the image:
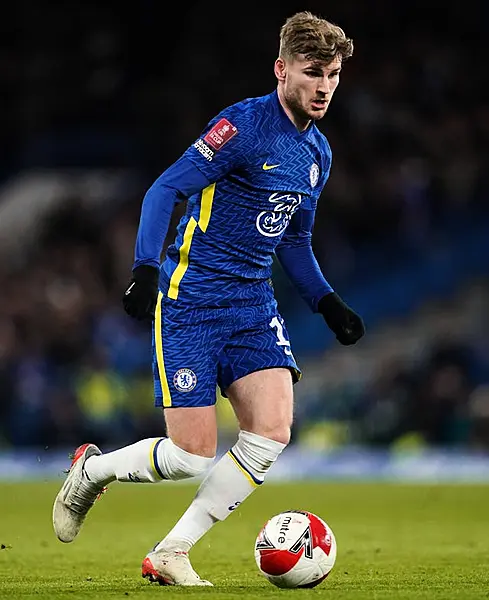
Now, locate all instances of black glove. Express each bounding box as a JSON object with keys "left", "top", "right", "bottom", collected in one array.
[
  {"left": 122, "top": 265, "right": 159, "bottom": 321},
  {"left": 318, "top": 292, "right": 365, "bottom": 346}
]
